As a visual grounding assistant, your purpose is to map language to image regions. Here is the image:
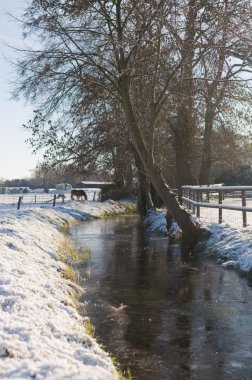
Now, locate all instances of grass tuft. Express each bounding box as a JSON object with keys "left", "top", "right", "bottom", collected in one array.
[
  {"left": 56, "top": 236, "right": 91, "bottom": 264},
  {"left": 110, "top": 355, "right": 133, "bottom": 380},
  {"left": 124, "top": 204, "right": 138, "bottom": 214},
  {"left": 62, "top": 265, "right": 77, "bottom": 281},
  {"left": 83, "top": 318, "right": 95, "bottom": 337}
]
